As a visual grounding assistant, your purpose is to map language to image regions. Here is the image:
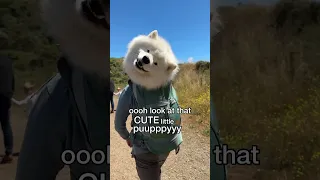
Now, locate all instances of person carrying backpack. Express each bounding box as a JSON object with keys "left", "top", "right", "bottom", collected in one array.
[
  {"left": 15, "top": 56, "right": 109, "bottom": 179},
  {"left": 16, "top": 0, "right": 110, "bottom": 178},
  {"left": 115, "top": 79, "right": 183, "bottom": 180}
]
